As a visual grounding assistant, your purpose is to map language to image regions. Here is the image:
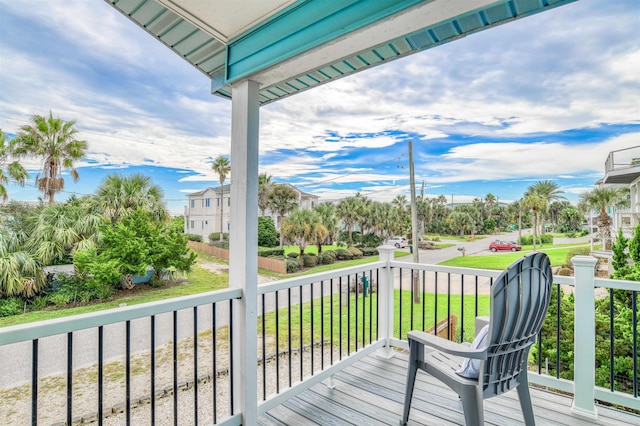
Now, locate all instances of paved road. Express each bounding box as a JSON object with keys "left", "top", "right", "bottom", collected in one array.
[{"left": 0, "top": 231, "right": 523, "bottom": 389}]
